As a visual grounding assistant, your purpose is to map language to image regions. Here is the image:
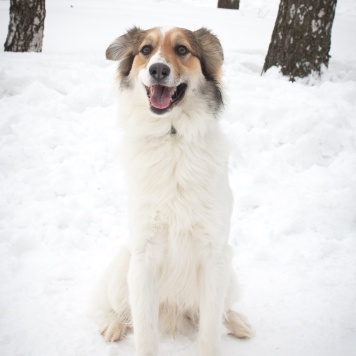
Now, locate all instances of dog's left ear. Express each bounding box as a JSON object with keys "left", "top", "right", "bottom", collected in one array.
[
  {"left": 106, "top": 27, "right": 145, "bottom": 76},
  {"left": 193, "top": 28, "right": 224, "bottom": 81}
]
